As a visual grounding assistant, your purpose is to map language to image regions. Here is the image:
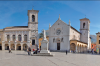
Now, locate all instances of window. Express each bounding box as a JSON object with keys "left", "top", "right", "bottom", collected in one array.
[
  {"left": 32, "top": 15, "right": 35, "bottom": 22},
  {"left": 61, "top": 38, "right": 63, "bottom": 42},
  {"left": 92, "top": 45, "right": 93, "bottom": 47},
  {"left": 18, "top": 35, "right": 21, "bottom": 41},
  {"left": 53, "top": 38, "right": 55, "bottom": 42},
  {"left": 0, "top": 38, "right": 1, "bottom": 41},
  {"left": 32, "top": 39, "right": 35, "bottom": 45},
  {"left": 83, "top": 23, "right": 85, "bottom": 28},
  {"left": 99, "top": 40, "right": 100, "bottom": 44},
  {"left": 7, "top": 35, "right": 10, "bottom": 41},
  {"left": 24, "top": 35, "right": 27, "bottom": 41},
  {"left": 13, "top": 35, "right": 15, "bottom": 41}
]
